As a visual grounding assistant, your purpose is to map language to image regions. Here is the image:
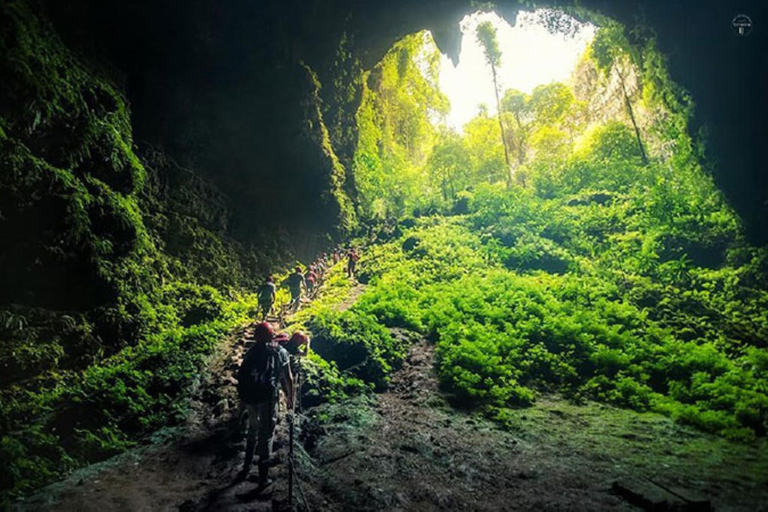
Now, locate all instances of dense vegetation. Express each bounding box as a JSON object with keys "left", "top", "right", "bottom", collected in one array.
[
  {"left": 319, "top": 15, "right": 768, "bottom": 441},
  {"left": 0, "top": 1, "right": 268, "bottom": 499},
  {"left": 1, "top": 1, "right": 766, "bottom": 504}
]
